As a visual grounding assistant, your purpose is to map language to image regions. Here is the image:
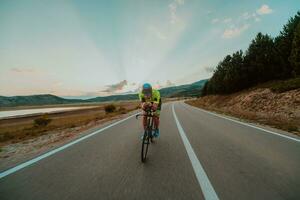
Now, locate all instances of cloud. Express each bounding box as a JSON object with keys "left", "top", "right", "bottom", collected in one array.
[
  {"left": 148, "top": 25, "right": 167, "bottom": 40},
  {"left": 205, "top": 10, "right": 212, "bottom": 15},
  {"left": 257, "top": 4, "right": 273, "bottom": 15},
  {"left": 241, "top": 12, "right": 260, "bottom": 23},
  {"left": 218, "top": 4, "right": 271, "bottom": 39},
  {"left": 211, "top": 18, "right": 232, "bottom": 24},
  {"left": 242, "top": 12, "right": 251, "bottom": 20},
  {"left": 152, "top": 80, "right": 176, "bottom": 89},
  {"left": 52, "top": 81, "right": 63, "bottom": 87},
  {"left": 169, "top": 0, "right": 185, "bottom": 24},
  {"left": 10, "top": 67, "right": 37, "bottom": 73},
  {"left": 59, "top": 80, "right": 140, "bottom": 98},
  {"left": 175, "top": 0, "right": 185, "bottom": 5},
  {"left": 165, "top": 80, "right": 175, "bottom": 87},
  {"left": 222, "top": 24, "right": 250, "bottom": 39},
  {"left": 223, "top": 18, "right": 232, "bottom": 24},
  {"left": 211, "top": 18, "right": 219, "bottom": 24},
  {"left": 219, "top": 4, "right": 271, "bottom": 38},
  {"left": 241, "top": 5, "right": 272, "bottom": 22},
  {"left": 101, "top": 80, "right": 128, "bottom": 93},
  {"left": 169, "top": 3, "right": 178, "bottom": 24},
  {"left": 204, "top": 66, "right": 215, "bottom": 73}
]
